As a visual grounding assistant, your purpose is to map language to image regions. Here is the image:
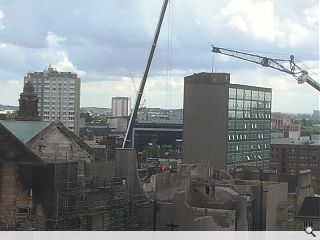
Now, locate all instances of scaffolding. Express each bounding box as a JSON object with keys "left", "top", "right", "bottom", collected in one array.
[
  {"left": 0, "top": 164, "right": 153, "bottom": 231},
  {"left": 48, "top": 172, "right": 153, "bottom": 231}
]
